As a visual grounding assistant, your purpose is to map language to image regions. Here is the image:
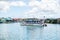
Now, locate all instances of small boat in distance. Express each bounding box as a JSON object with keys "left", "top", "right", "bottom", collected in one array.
[{"left": 20, "top": 18, "right": 47, "bottom": 26}]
